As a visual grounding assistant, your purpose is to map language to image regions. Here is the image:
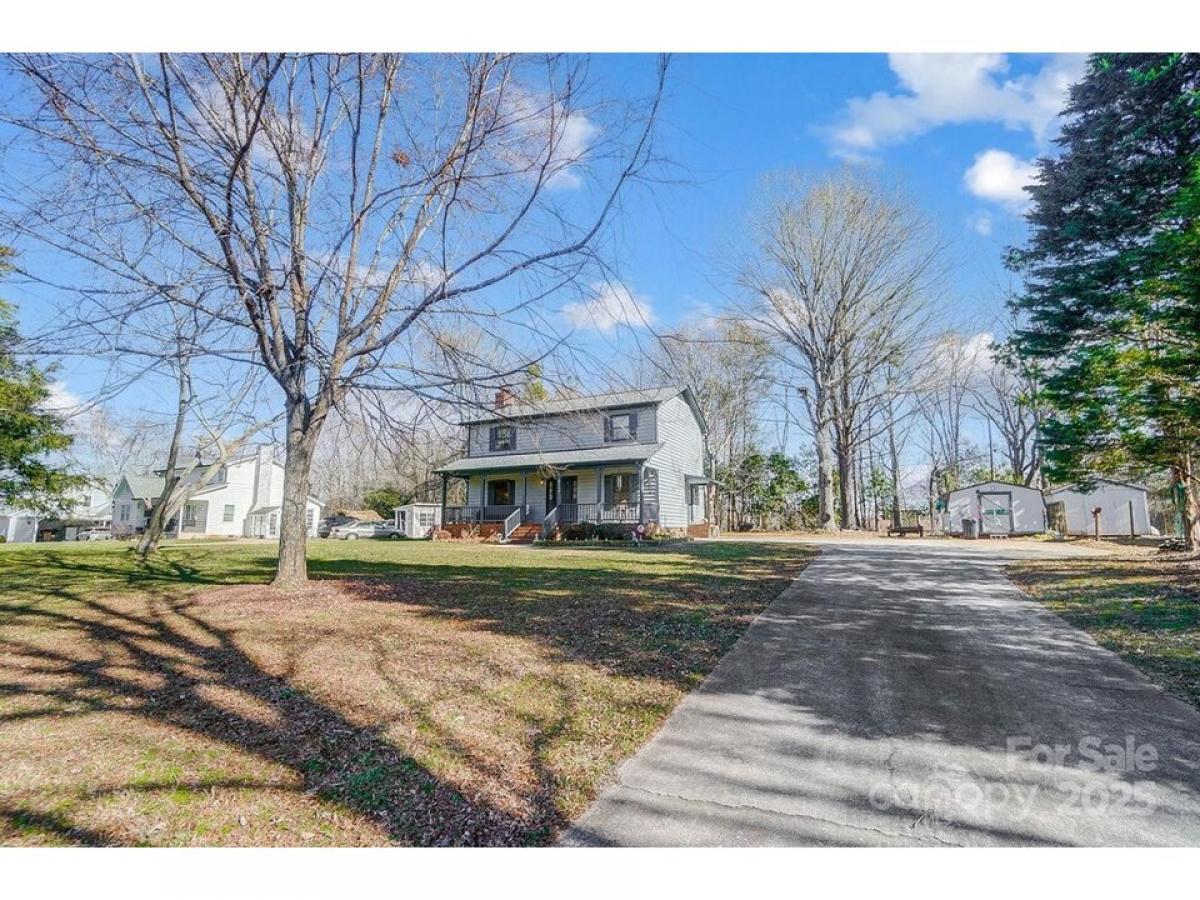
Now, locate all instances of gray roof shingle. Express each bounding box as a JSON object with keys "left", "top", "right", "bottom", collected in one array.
[
  {"left": 436, "top": 443, "right": 663, "bottom": 474},
  {"left": 460, "top": 386, "right": 686, "bottom": 425}
]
